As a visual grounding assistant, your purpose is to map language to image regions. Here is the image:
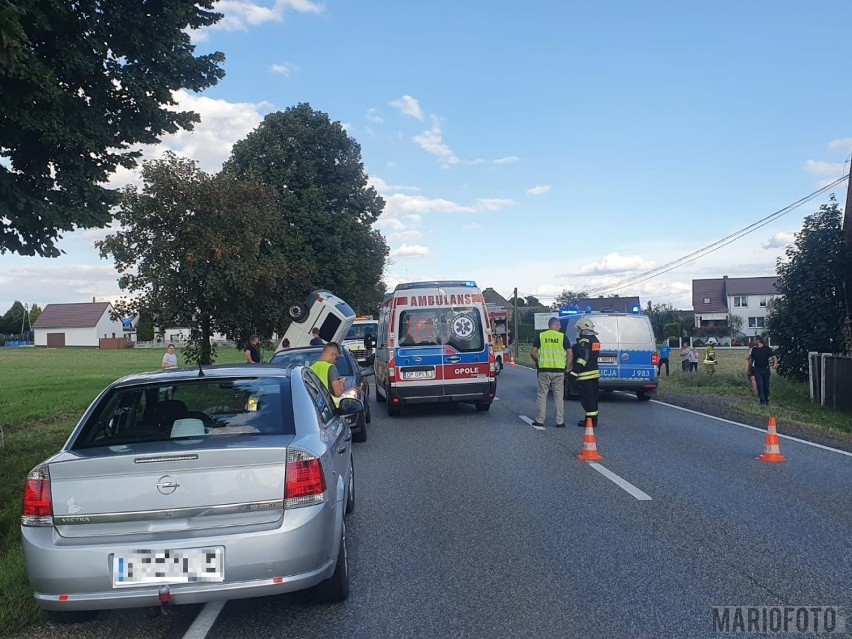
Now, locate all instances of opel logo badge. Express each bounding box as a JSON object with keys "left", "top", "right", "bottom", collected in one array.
[{"left": 156, "top": 475, "right": 179, "bottom": 495}]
